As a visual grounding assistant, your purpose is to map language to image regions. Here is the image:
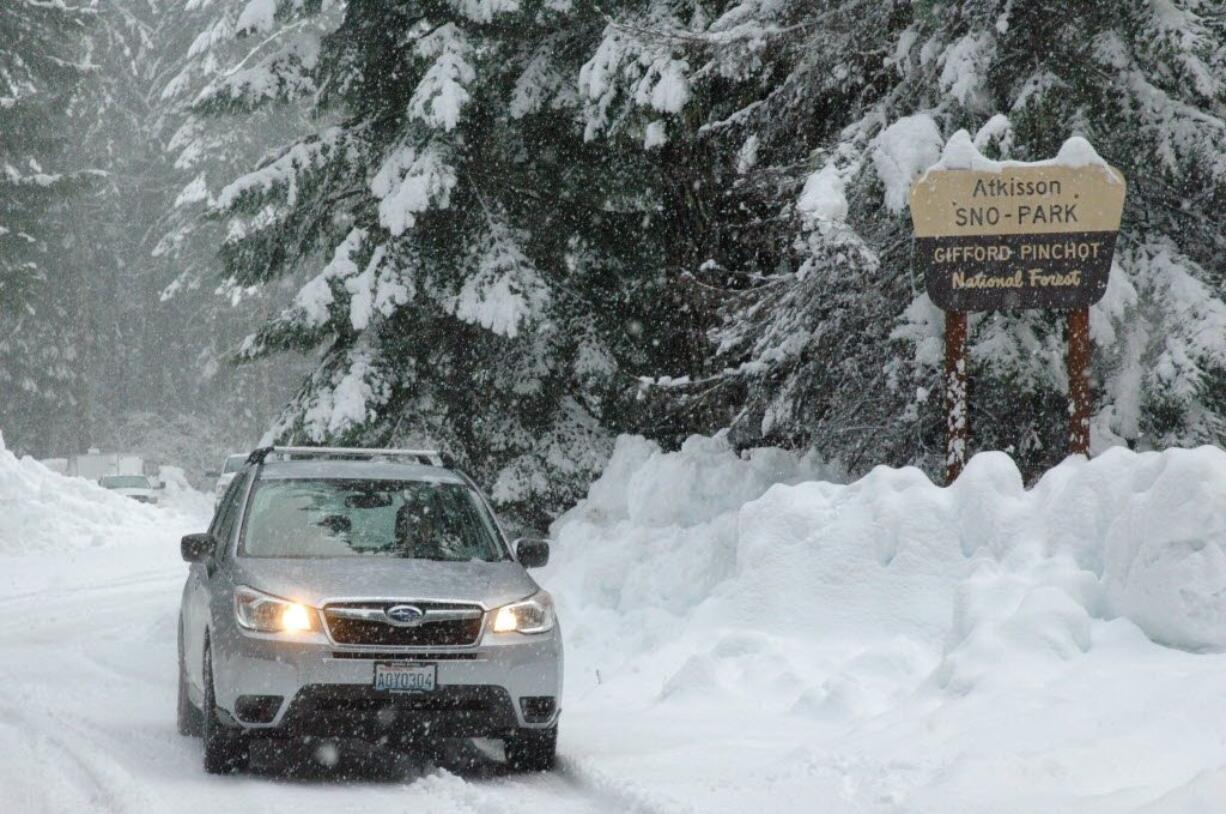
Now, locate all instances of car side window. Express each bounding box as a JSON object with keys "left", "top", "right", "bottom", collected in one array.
[
  {"left": 212, "top": 472, "right": 248, "bottom": 558},
  {"left": 208, "top": 478, "right": 238, "bottom": 536}
]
